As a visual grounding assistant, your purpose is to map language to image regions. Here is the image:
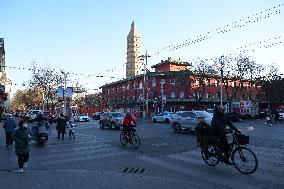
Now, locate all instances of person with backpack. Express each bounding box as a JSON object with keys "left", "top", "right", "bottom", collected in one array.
[{"left": 13, "top": 120, "right": 31, "bottom": 173}]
